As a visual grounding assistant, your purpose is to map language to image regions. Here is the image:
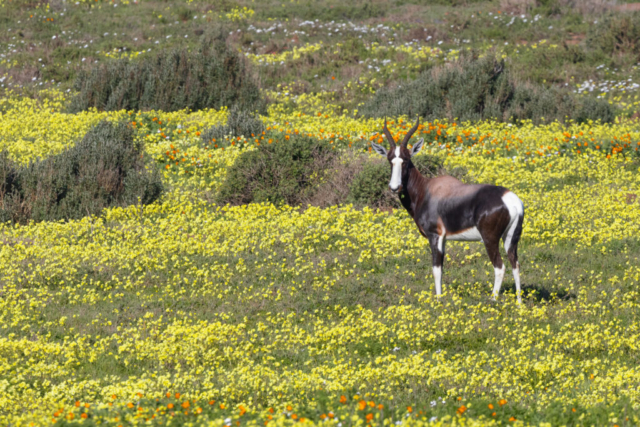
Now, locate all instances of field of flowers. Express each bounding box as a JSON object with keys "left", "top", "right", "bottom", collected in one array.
[
  {"left": 2, "top": 0, "right": 640, "bottom": 424},
  {"left": 1, "top": 87, "right": 640, "bottom": 426}
]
